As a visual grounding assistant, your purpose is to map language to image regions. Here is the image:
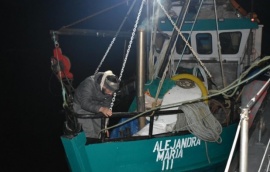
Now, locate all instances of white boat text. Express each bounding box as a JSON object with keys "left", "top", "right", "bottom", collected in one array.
[{"left": 153, "top": 137, "right": 201, "bottom": 171}]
